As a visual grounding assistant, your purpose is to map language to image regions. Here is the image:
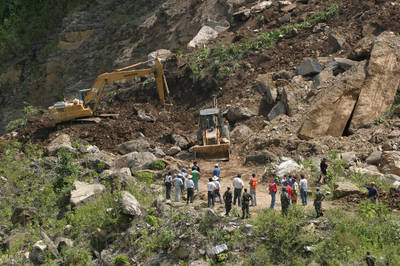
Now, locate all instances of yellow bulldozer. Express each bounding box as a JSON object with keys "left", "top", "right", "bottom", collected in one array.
[
  {"left": 48, "top": 58, "right": 169, "bottom": 123},
  {"left": 193, "top": 97, "right": 230, "bottom": 161}
]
